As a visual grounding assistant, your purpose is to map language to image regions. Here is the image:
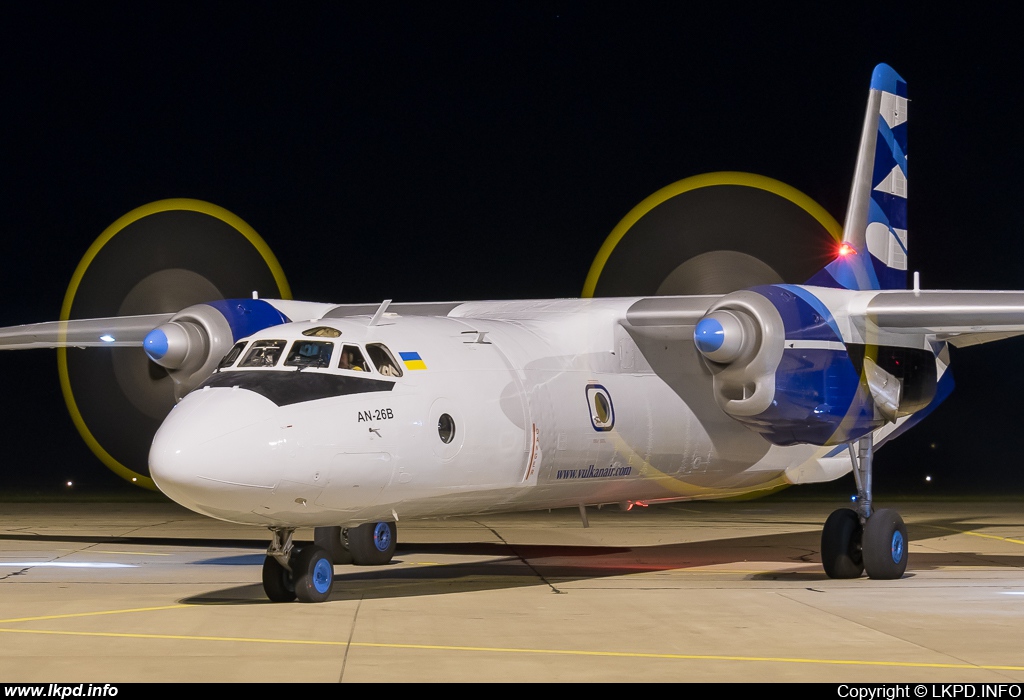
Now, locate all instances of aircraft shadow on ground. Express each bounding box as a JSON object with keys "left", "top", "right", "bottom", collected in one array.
[
  {"left": 1, "top": 515, "right": 1020, "bottom": 604},
  {"left": 177, "top": 516, "right": 1024, "bottom": 604}
]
